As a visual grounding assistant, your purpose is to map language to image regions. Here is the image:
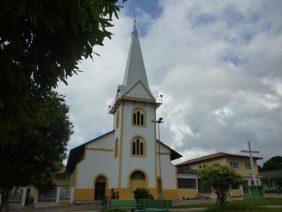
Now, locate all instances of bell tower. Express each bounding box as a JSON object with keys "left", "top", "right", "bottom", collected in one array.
[{"left": 109, "top": 20, "right": 161, "bottom": 198}]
